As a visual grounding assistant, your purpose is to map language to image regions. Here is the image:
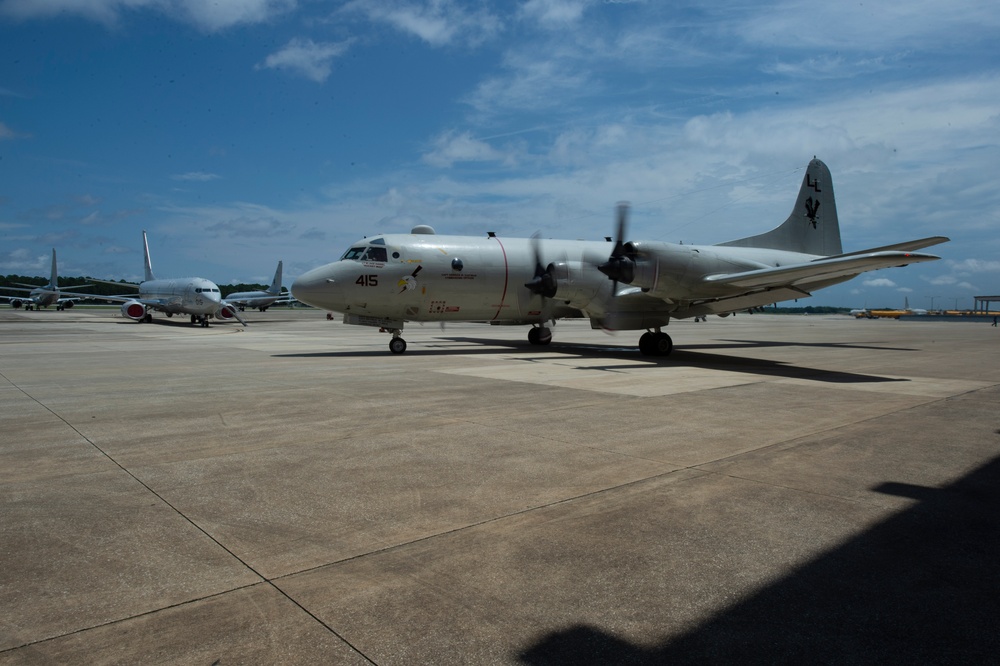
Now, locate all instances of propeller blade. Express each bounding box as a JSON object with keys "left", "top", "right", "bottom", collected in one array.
[
  {"left": 596, "top": 202, "right": 634, "bottom": 286},
  {"left": 524, "top": 232, "right": 557, "bottom": 298}
]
